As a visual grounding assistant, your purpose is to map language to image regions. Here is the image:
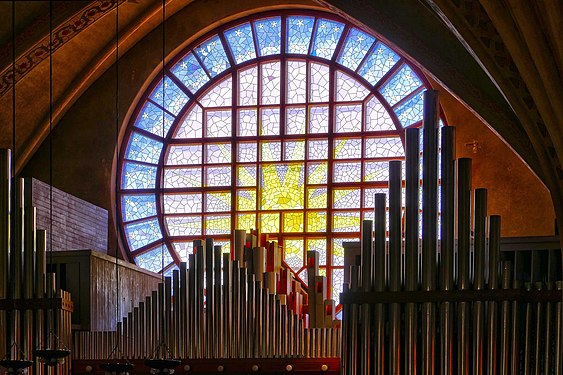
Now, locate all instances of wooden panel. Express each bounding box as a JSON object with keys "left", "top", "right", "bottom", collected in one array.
[
  {"left": 49, "top": 250, "right": 161, "bottom": 331},
  {"left": 31, "top": 178, "right": 108, "bottom": 253}
]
